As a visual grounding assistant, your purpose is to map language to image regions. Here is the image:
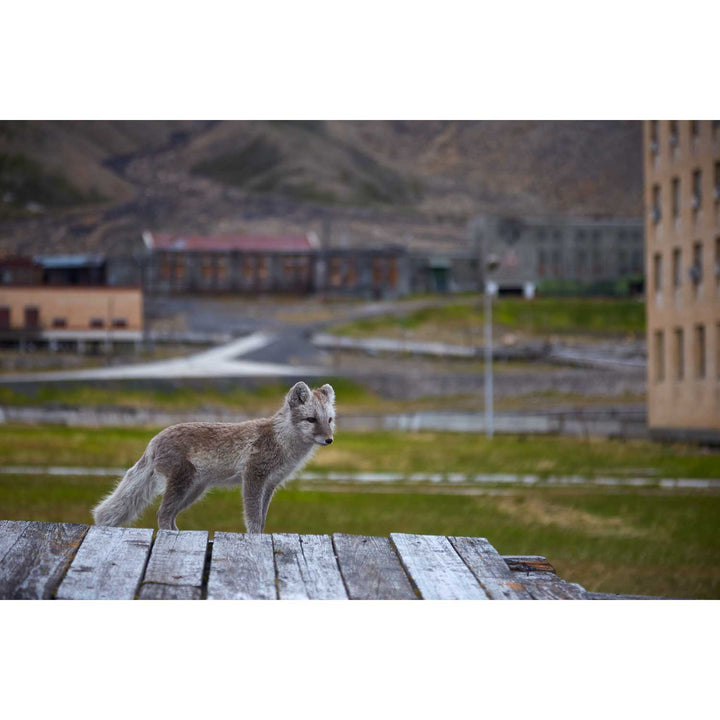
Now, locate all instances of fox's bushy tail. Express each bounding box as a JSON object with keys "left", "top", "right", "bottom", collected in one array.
[{"left": 92, "top": 452, "right": 161, "bottom": 527}]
